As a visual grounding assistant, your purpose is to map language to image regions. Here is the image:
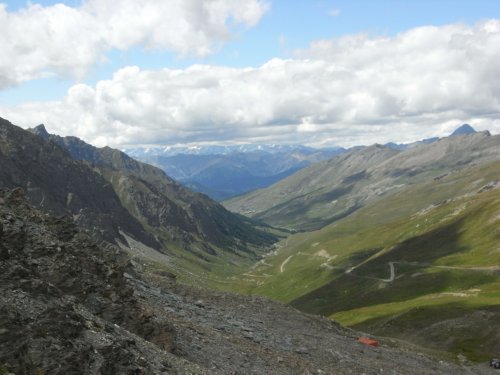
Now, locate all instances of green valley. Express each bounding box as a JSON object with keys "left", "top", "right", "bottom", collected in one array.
[{"left": 226, "top": 158, "right": 500, "bottom": 362}]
